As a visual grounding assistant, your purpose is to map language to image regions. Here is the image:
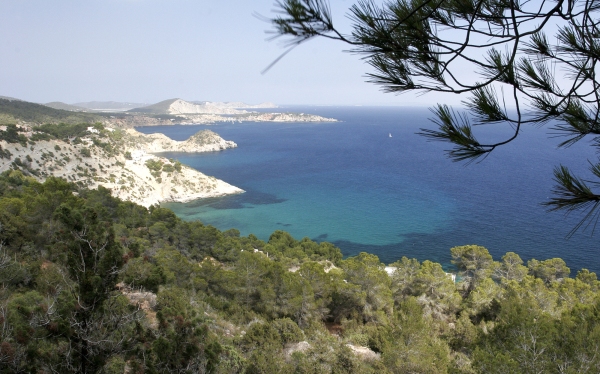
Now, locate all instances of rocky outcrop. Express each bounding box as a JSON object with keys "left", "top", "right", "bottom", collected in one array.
[
  {"left": 346, "top": 344, "right": 381, "bottom": 361},
  {"left": 129, "top": 98, "right": 248, "bottom": 115},
  {"left": 238, "top": 112, "right": 337, "bottom": 122},
  {"left": 122, "top": 128, "right": 236, "bottom": 153},
  {"left": 169, "top": 99, "right": 247, "bottom": 115},
  {"left": 0, "top": 126, "right": 243, "bottom": 207}
]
